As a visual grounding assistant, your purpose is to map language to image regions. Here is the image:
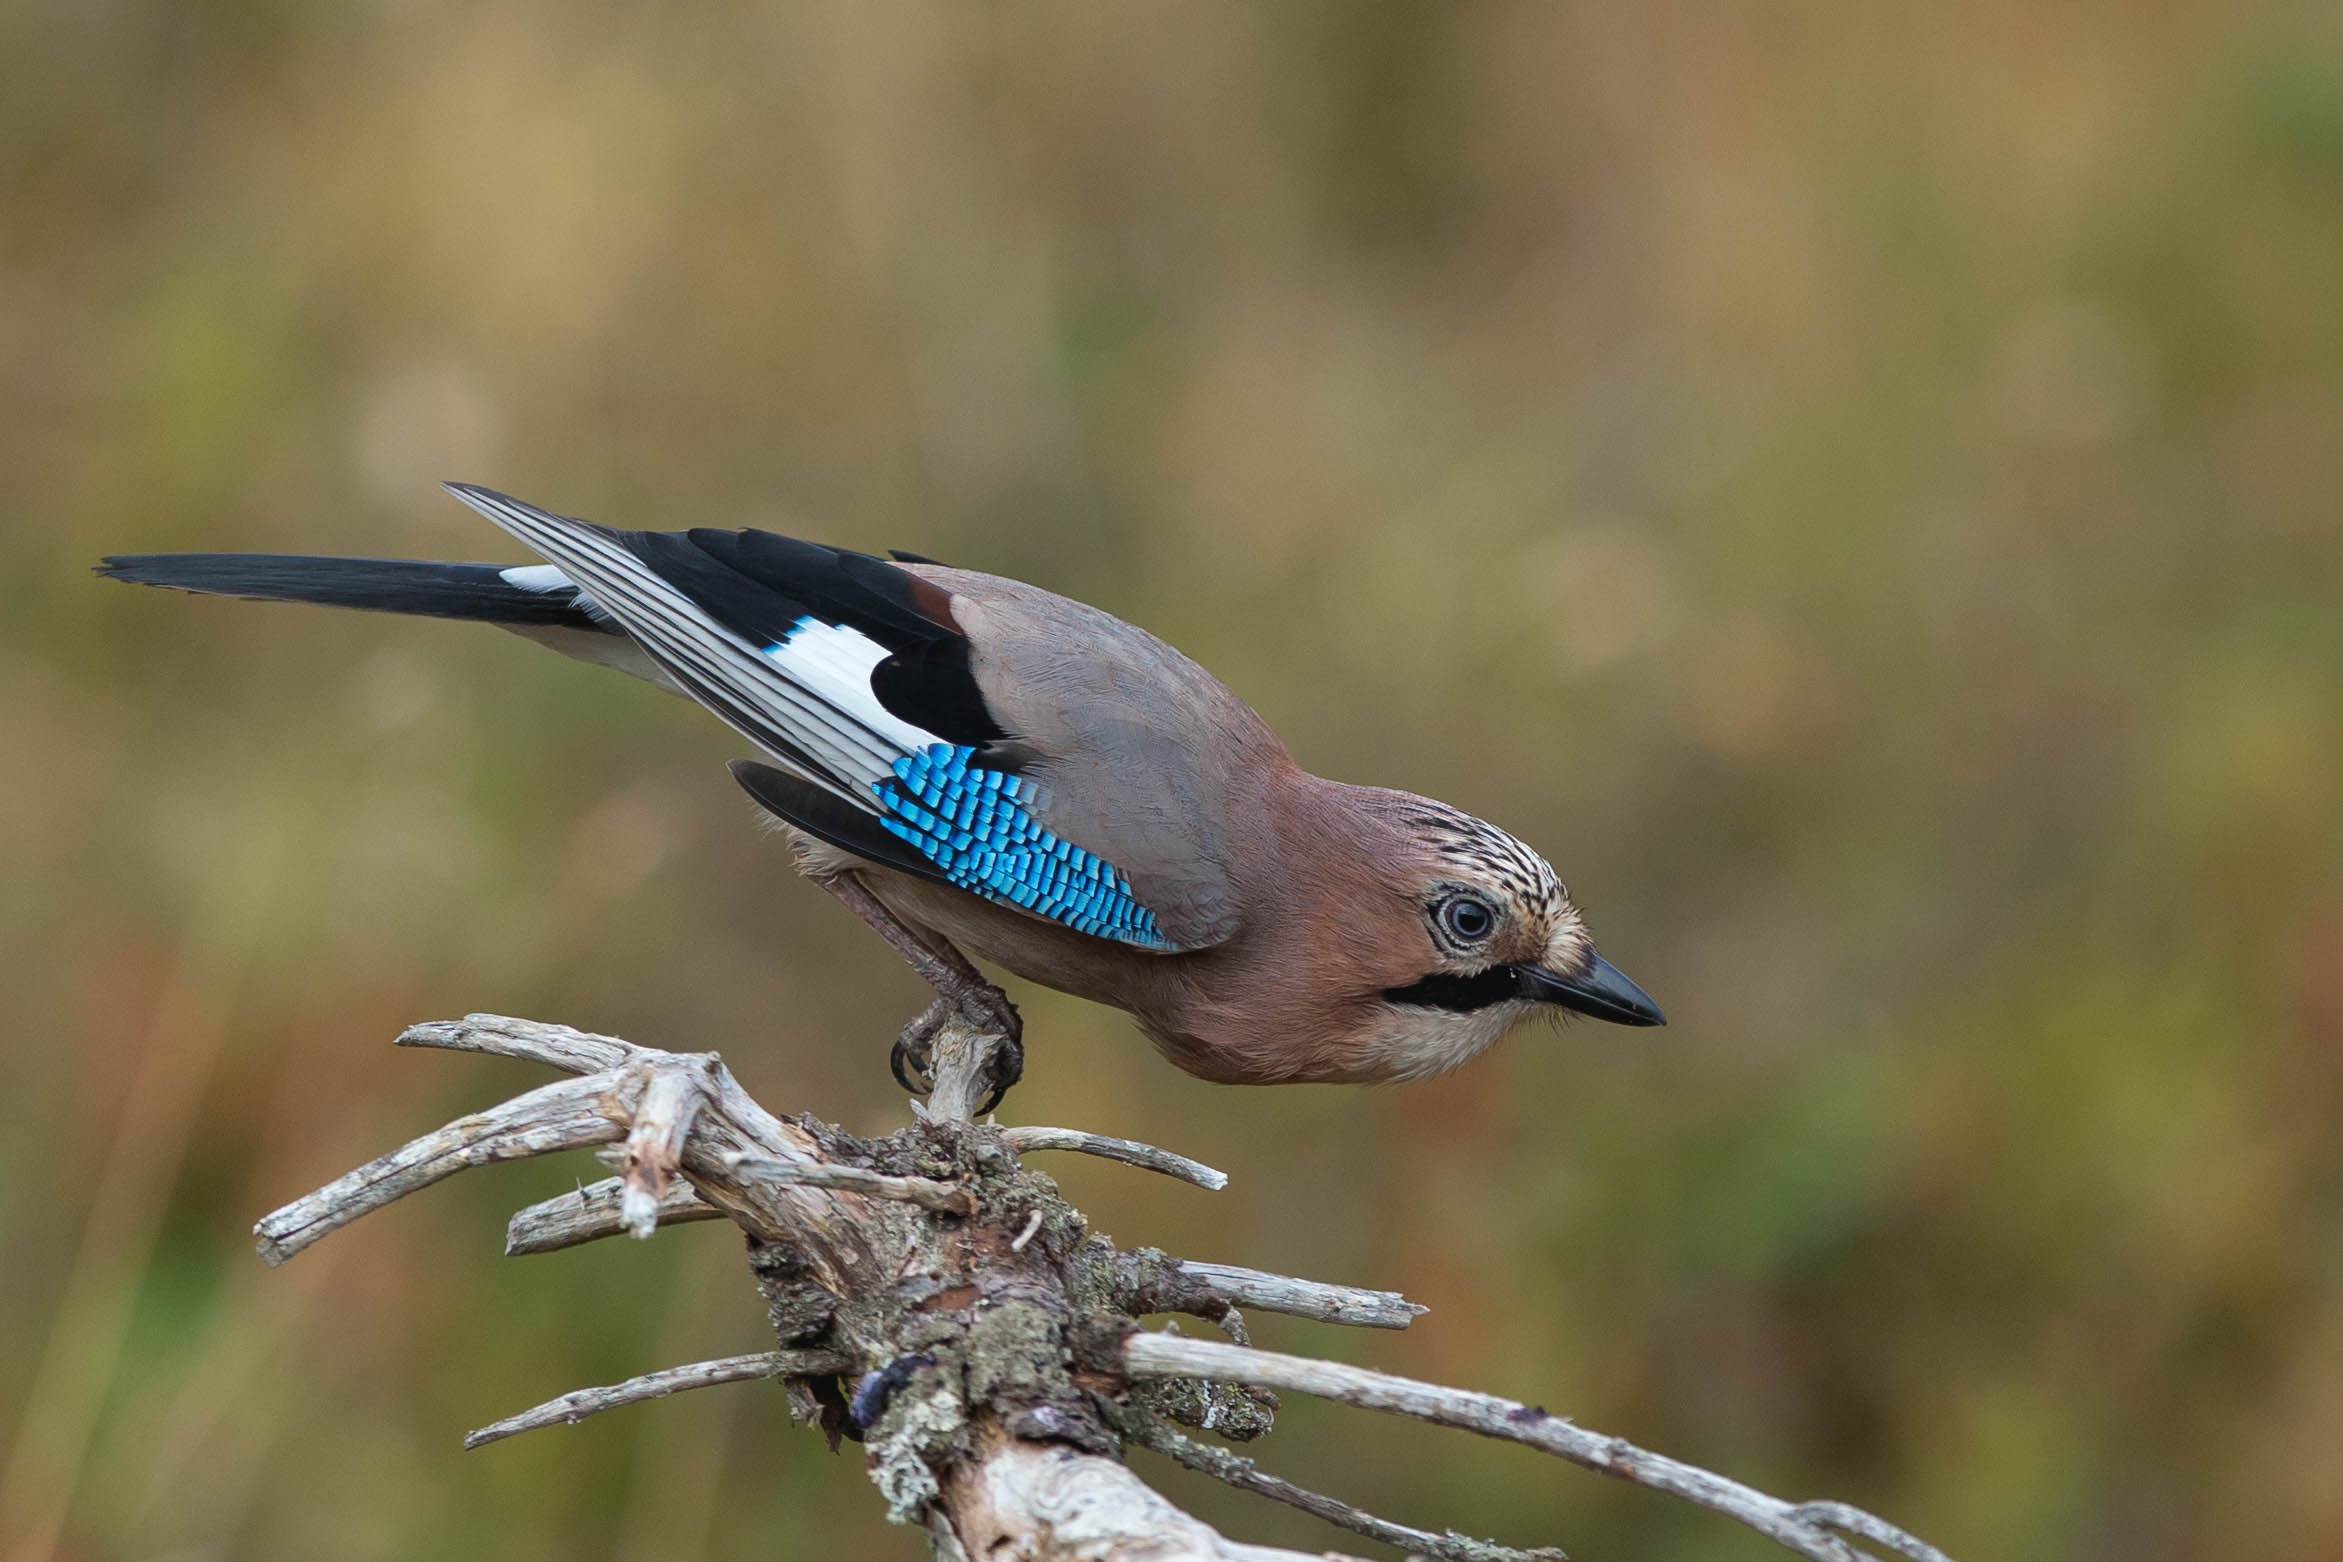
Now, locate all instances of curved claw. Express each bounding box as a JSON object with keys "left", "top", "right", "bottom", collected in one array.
[
  {"left": 891, "top": 996, "right": 953, "bottom": 1096},
  {"left": 890, "top": 1033, "right": 930, "bottom": 1096},
  {"left": 974, "top": 1033, "right": 1025, "bottom": 1117},
  {"left": 892, "top": 990, "right": 1022, "bottom": 1109}
]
